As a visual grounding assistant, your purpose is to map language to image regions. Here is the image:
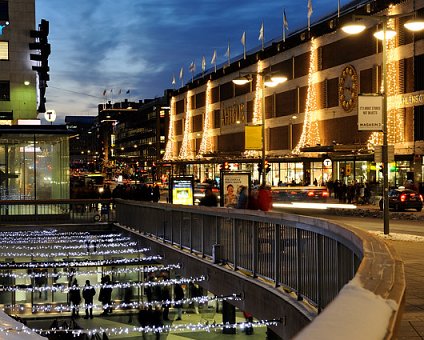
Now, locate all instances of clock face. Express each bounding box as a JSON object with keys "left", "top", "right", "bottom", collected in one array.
[{"left": 339, "top": 65, "right": 358, "bottom": 112}]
